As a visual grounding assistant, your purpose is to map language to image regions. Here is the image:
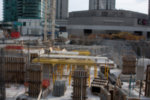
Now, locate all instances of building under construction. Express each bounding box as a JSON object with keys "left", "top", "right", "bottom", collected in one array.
[
  {"left": 0, "top": 44, "right": 149, "bottom": 100},
  {"left": 3, "top": 0, "right": 46, "bottom": 22},
  {"left": 1, "top": 0, "right": 150, "bottom": 100}
]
